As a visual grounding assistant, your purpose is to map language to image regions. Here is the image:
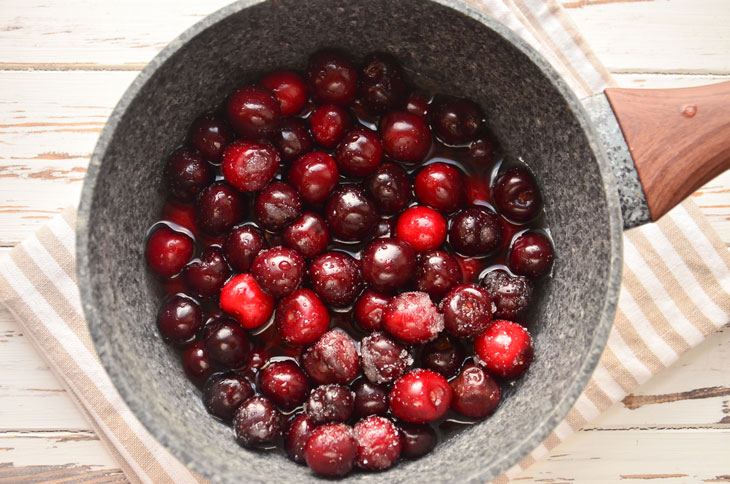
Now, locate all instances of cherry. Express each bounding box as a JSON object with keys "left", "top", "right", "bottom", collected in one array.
[
  {"left": 285, "top": 414, "right": 315, "bottom": 464},
  {"left": 448, "top": 207, "right": 503, "bottom": 256},
  {"left": 254, "top": 181, "right": 302, "bottom": 232},
  {"left": 373, "top": 217, "right": 397, "bottom": 239},
  {"left": 383, "top": 291, "right": 444, "bottom": 344},
  {"left": 455, "top": 255, "right": 484, "bottom": 284},
  {"left": 450, "top": 364, "right": 501, "bottom": 418},
  {"left": 251, "top": 247, "right": 306, "bottom": 299},
  {"left": 492, "top": 166, "right": 543, "bottom": 222},
  {"left": 429, "top": 96, "right": 482, "bottom": 145},
  {"left": 509, "top": 232, "right": 554, "bottom": 278},
  {"left": 156, "top": 294, "right": 202, "bottom": 346},
  {"left": 163, "top": 148, "right": 214, "bottom": 202},
  {"left": 421, "top": 333, "right": 466, "bottom": 378},
  {"left": 414, "top": 162, "right": 465, "bottom": 213},
  {"left": 288, "top": 151, "right": 339, "bottom": 205},
  {"left": 245, "top": 347, "right": 271, "bottom": 378},
  {"left": 334, "top": 126, "right": 383, "bottom": 177},
  {"left": 202, "top": 318, "right": 250, "bottom": 369},
  {"left": 162, "top": 202, "right": 199, "bottom": 236},
  {"left": 221, "top": 140, "right": 280, "bottom": 193},
  {"left": 223, "top": 225, "right": 267, "bottom": 273},
  {"left": 260, "top": 360, "right": 310, "bottom": 411},
  {"left": 352, "top": 379, "right": 389, "bottom": 418},
  {"left": 202, "top": 371, "right": 254, "bottom": 422},
  {"left": 219, "top": 273, "right": 274, "bottom": 329},
  {"left": 360, "top": 238, "right": 417, "bottom": 293},
  {"left": 395, "top": 206, "right": 447, "bottom": 253},
  {"left": 301, "top": 330, "right": 360, "bottom": 385},
  {"left": 181, "top": 341, "right": 214, "bottom": 385},
  {"left": 389, "top": 369, "right": 452, "bottom": 423},
  {"left": 306, "top": 51, "right": 358, "bottom": 106},
  {"left": 353, "top": 289, "right": 390, "bottom": 332},
  {"left": 354, "top": 416, "right": 402, "bottom": 470},
  {"left": 305, "top": 384, "right": 354, "bottom": 425},
  {"left": 183, "top": 246, "right": 231, "bottom": 298},
  {"left": 145, "top": 225, "right": 194, "bottom": 278},
  {"left": 260, "top": 70, "right": 307, "bottom": 116},
  {"left": 398, "top": 423, "right": 437, "bottom": 458},
  {"left": 195, "top": 182, "right": 245, "bottom": 236},
  {"left": 360, "top": 331, "right": 412, "bottom": 384},
  {"left": 364, "top": 162, "right": 411, "bottom": 214},
  {"left": 358, "top": 52, "right": 408, "bottom": 114},
  {"left": 304, "top": 423, "right": 358, "bottom": 477},
  {"left": 276, "top": 288, "right": 330, "bottom": 346},
  {"left": 233, "top": 396, "right": 284, "bottom": 447},
  {"left": 414, "top": 250, "right": 461, "bottom": 300},
  {"left": 309, "top": 104, "right": 352, "bottom": 148},
  {"left": 324, "top": 184, "right": 378, "bottom": 241},
  {"left": 440, "top": 283, "right": 493, "bottom": 338},
  {"left": 227, "top": 85, "right": 281, "bottom": 139},
  {"left": 273, "top": 117, "right": 314, "bottom": 163},
  {"left": 467, "top": 135, "right": 497, "bottom": 168},
  {"left": 475, "top": 320, "right": 534, "bottom": 378},
  {"left": 189, "top": 114, "right": 234, "bottom": 164},
  {"left": 308, "top": 252, "right": 362, "bottom": 308},
  {"left": 405, "top": 92, "right": 430, "bottom": 118},
  {"left": 282, "top": 212, "right": 329, "bottom": 259},
  {"left": 481, "top": 269, "right": 533, "bottom": 321},
  {"left": 380, "top": 111, "right": 432, "bottom": 163}
]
